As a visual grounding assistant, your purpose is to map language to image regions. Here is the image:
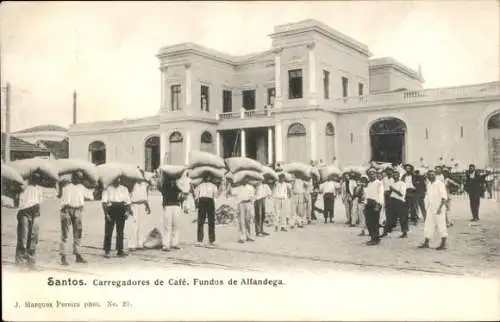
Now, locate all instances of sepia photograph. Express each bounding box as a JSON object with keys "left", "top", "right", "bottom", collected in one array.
[{"left": 1, "top": 1, "right": 499, "bottom": 321}]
